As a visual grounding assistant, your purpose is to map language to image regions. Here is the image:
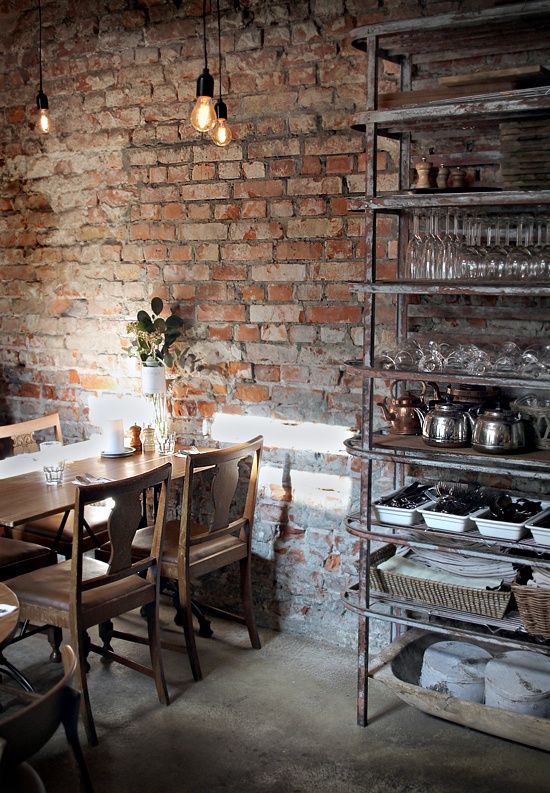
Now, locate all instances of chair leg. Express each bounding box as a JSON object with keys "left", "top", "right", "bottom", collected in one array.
[
  {"left": 143, "top": 601, "right": 169, "bottom": 706},
  {"left": 72, "top": 629, "right": 98, "bottom": 747},
  {"left": 240, "top": 556, "right": 261, "bottom": 650},
  {"left": 173, "top": 586, "right": 202, "bottom": 682},
  {"left": 61, "top": 687, "right": 96, "bottom": 793},
  {"left": 98, "top": 620, "right": 114, "bottom": 655},
  {"left": 47, "top": 626, "right": 63, "bottom": 662}
]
